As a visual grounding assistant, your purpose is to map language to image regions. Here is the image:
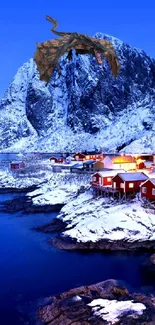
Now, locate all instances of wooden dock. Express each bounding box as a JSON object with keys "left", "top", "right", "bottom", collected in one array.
[
  {"left": 91, "top": 182, "right": 121, "bottom": 199},
  {"left": 91, "top": 182, "right": 119, "bottom": 192}
]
